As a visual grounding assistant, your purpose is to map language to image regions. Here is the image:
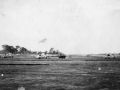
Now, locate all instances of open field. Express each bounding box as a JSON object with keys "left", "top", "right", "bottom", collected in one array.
[
  {"left": 0, "top": 57, "right": 120, "bottom": 90},
  {"left": 0, "top": 55, "right": 120, "bottom": 65}
]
